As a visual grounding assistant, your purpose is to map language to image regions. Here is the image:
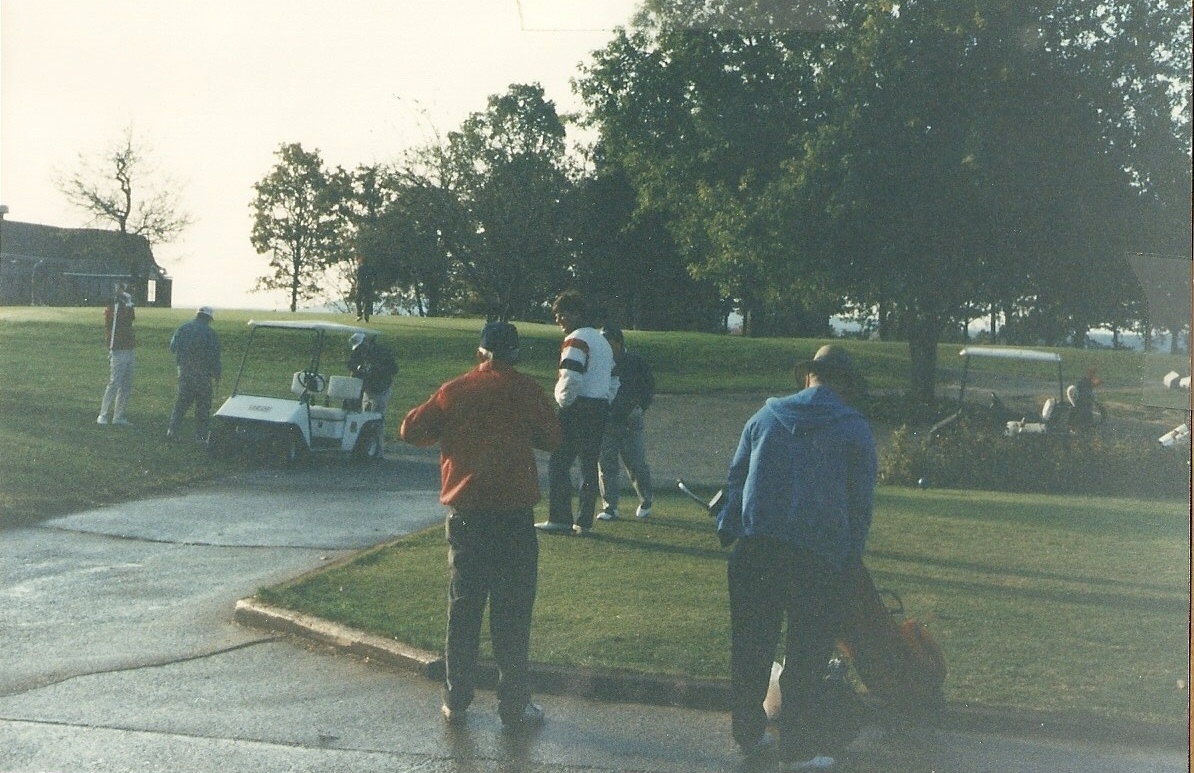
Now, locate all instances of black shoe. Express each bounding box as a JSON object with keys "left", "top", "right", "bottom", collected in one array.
[
  {"left": 441, "top": 703, "right": 466, "bottom": 725},
  {"left": 501, "top": 702, "right": 545, "bottom": 729}
]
